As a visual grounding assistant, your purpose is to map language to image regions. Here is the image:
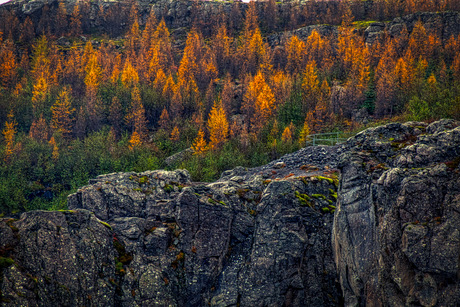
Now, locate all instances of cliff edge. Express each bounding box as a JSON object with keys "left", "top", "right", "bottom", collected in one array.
[{"left": 1, "top": 119, "right": 459, "bottom": 306}]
